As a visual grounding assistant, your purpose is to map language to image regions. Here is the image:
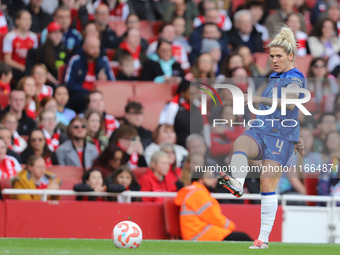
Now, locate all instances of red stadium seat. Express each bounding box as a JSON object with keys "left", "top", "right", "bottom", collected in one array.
[
  {"left": 232, "top": 0, "right": 245, "bottom": 14},
  {"left": 148, "top": 35, "right": 158, "bottom": 44},
  {"left": 0, "top": 93, "right": 9, "bottom": 109},
  {"left": 304, "top": 172, "right": 319, "bottom": 206},
  {"left": 295, "top": 55, "right": 313, "bottom": 77},
  {"left": 59, "top": 178, "right": 79, "bottom": 201},
  {"left": 95, "top": 80, "right": 134, "bottom": 118},
  {"left": 106, "top": 49, "right": 116, "bottom": 60},
  {"left": 152, "top": 20, "right": 164, "bottom": 36},
  {"left": 163, "top": 198, "right": 181, "bottom": 239},
  {"left": 134, "top": 81, "right": 172, "bottom": 98},
  {"left": 253, "top": 52, "right": 269, "bottom": 70},
  {"left": 131, "top": 167, "right": 148, "bottom": 180},
  {"left": 47, "top": 166, "right": 84, "bottom": 182},
  {"left": 306, "top": 0, "right": 317, "bottom": 8},
  {"left": 128, "top": 95, "right": 169, "bottom": 131},
  {"left": 139, "top": 20, "right": 155, "bottom": 40},
  {"left": 0, "top": 178, "right": 12, "bottom": 200},
  {"left": 109, "top": 20, "right": 127, "bottom": 36},
  {"left": 58, "top": 64, "right": 66, "bottom": 83}
]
